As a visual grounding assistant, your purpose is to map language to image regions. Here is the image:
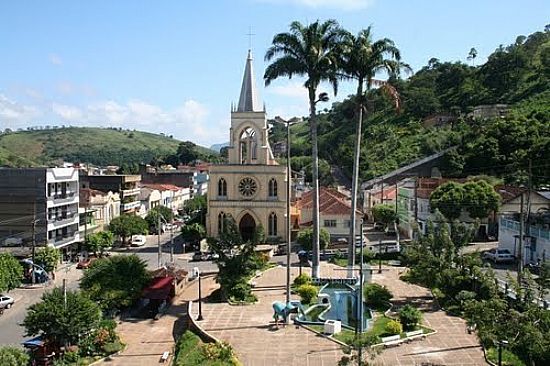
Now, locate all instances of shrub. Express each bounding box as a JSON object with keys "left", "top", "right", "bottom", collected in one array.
[
  {"left": 229, "top": 282, "right": 253, "bottom": 302},
  {"left": 293, "top": 273, "right": 311, "bottom": 287},
  {"left": 363, "top": 283, "right": 392, "bottom": 309},
  {"left": 297, "top": 284, "right": 318, "bottom": 305},
  {"left": 385, "top": 319, "right": 403, "bottom": 335},
  {"left": 398, "top": 304, "right": 423, "bottom": 331},
  {"left": 0, "top": 346, "right": 30, "bottom": 366}
]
